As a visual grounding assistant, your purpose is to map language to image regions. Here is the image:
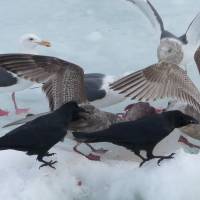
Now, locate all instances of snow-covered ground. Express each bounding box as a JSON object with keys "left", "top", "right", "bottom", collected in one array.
[{"left": 1, "top": 0, "right": 200, "bottom": 199}]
